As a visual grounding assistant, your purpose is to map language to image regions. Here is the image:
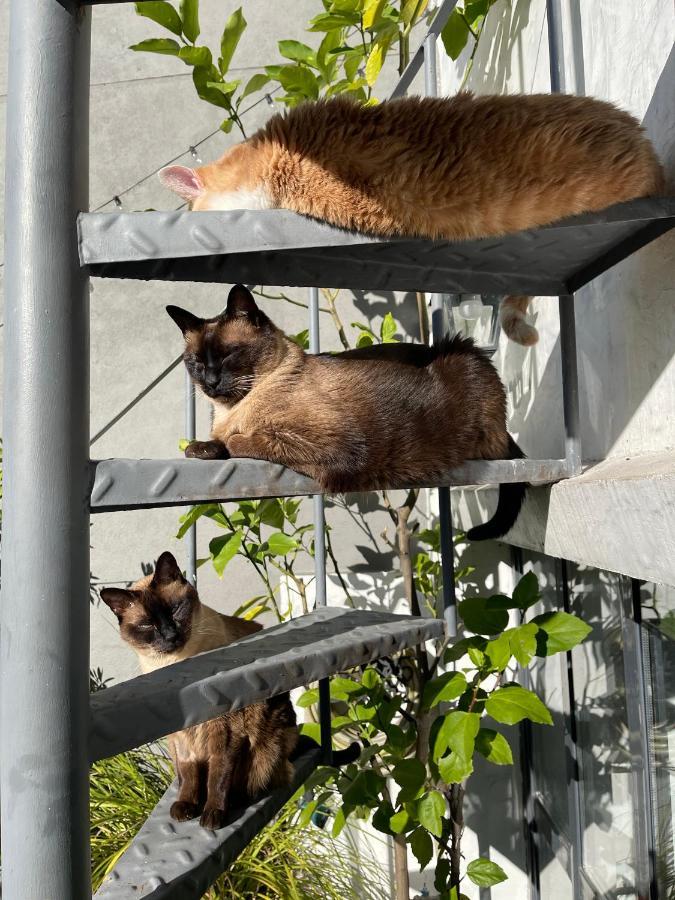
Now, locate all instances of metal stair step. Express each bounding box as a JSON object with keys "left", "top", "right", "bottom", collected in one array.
[
  {"left": 78, "top": 198, "right": 675, "bottom": 295},
  {"left": 93, "top": 746, "right": 322, "bottom": 900},
  {"left": 89, "top": 607, "right": 445, "bottom": 761},
  {"left": 88, "top": 456, "right": 571, "bottom": 511}
]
